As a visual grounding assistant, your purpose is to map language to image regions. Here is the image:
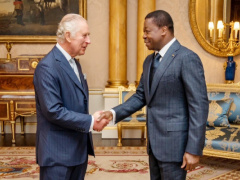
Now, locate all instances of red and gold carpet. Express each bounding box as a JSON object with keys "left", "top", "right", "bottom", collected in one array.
[{"left": 0, "top": 147, "right": 240, "bottom": 180}]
